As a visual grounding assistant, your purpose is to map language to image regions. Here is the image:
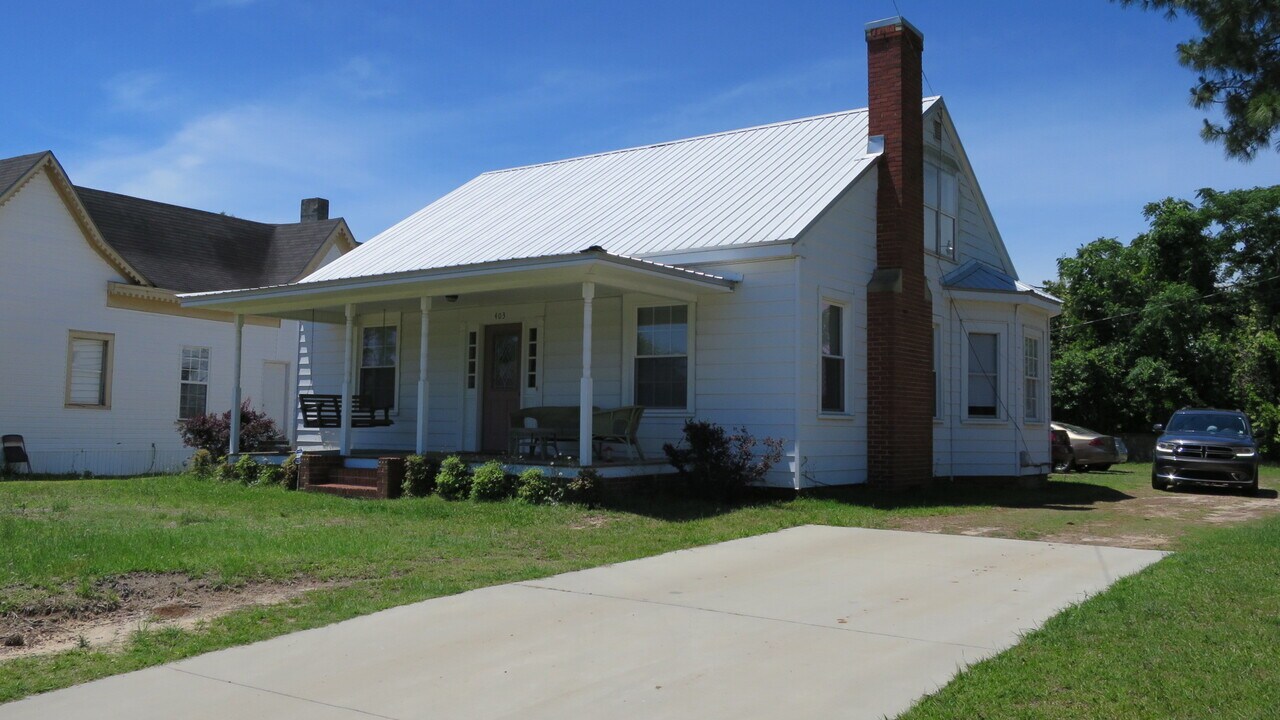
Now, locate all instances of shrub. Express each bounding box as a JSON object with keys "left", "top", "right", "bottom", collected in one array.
[
  {"left": 663, "top": 420, "right": 784, "bottom": 501},
  {"left": 280, "top": 453, "right": 299, "bottom": 490},
  {"left": 434, "top": 456, "right": 472, "bottom": 500},
  {"left": 178, "top": 401, "right": 284, "bottom": 456},
  {"left": 402, "top": 455, "right": 439, "bottom": 497},
  {"left": 257, "top": 464, "right": 285, "bottom": 486},
  {"left": 213, "top": 458, "right": 234, "bottom": 483},
  {"left": 187, "top": 449, "right": 216, "bottom": 478},
  {"left": 470, "top": 460, "right": 514, "bottom": 501},
  {"left": 231, "top": 455, "right": 261, "bottom": 485},
  {"left": 515, "top": 468, "right": 558, "bottom": 505},
  {"left": 564, "top": 468, "right": 602, "bottom": 506}
]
